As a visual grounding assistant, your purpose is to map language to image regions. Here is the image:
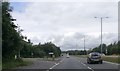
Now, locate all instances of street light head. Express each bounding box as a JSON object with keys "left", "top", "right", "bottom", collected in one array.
[
  {"left": 105, "top": 17, "right": 109, "bottom": 18},
  {"left": 94, "top": 17, "right": 98, "bottom": 18}
]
